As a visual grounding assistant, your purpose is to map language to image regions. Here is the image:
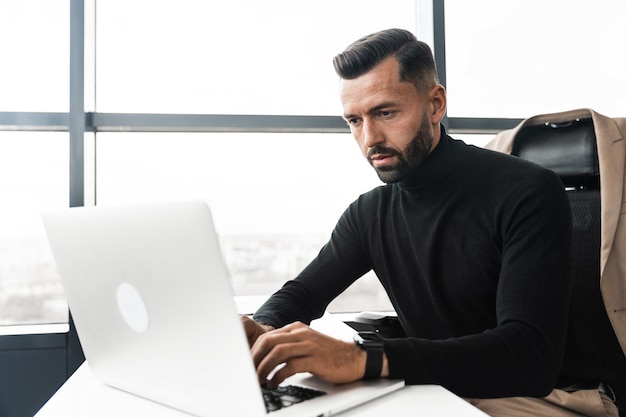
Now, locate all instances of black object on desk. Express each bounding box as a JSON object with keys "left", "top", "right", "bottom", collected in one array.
[{"left": 345, "top": 312, "right": 405, "bottom": 338}]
